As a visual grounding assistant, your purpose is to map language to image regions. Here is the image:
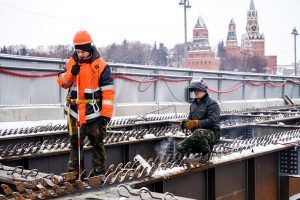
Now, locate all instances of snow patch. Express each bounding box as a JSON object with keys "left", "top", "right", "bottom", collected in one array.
[
  {"left": 134, "top": 154, "right": 151, "bottom": 174},
  {"left": 143, "top": 134, "right": 156, "bottom": 139},
  {"left": 152, "top": 167, "right": 185, "bottom": 178},
  {"left": 174, "top": 131, "right": 186, "bottom": 137},
  {"left": 0, "top": 120, "right": 66, "bottom": 130},
  {"left": 129, "top": 137, "right": 137, "bottom": 141},
  {"left": 164, "top": 132, "right": 173, "bottom": 137}
]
